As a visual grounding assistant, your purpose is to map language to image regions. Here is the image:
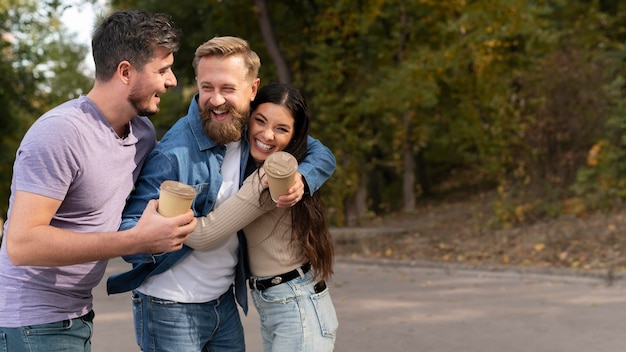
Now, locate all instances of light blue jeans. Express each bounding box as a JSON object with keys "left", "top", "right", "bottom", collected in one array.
[
  {"left": 0, "top": 310, "right": 94, "bottom": 352},
  {"left": 131, "top": 288, "right": 244, "bottom": 352},
  {"left": 250, "top": 269, "right": 338, "bottom": 352}
]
